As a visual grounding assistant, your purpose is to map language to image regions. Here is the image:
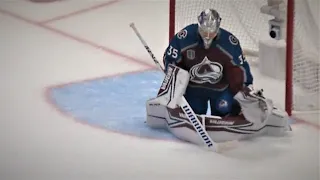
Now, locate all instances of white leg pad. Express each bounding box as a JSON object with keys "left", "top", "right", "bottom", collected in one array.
[{"left": 145, "top": 98, "right": 167, "bottom": 129}]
